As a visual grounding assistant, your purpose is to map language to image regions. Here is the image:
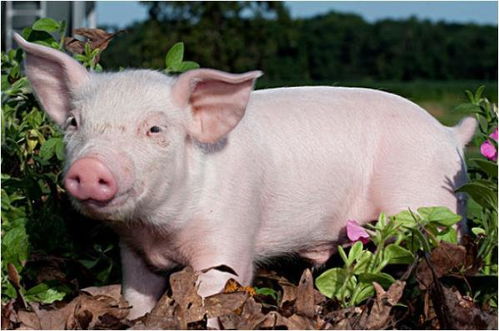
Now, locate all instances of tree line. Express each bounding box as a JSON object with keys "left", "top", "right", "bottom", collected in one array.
[{"left": 101, "top": 1, "right": 497, "bottom": 83}]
